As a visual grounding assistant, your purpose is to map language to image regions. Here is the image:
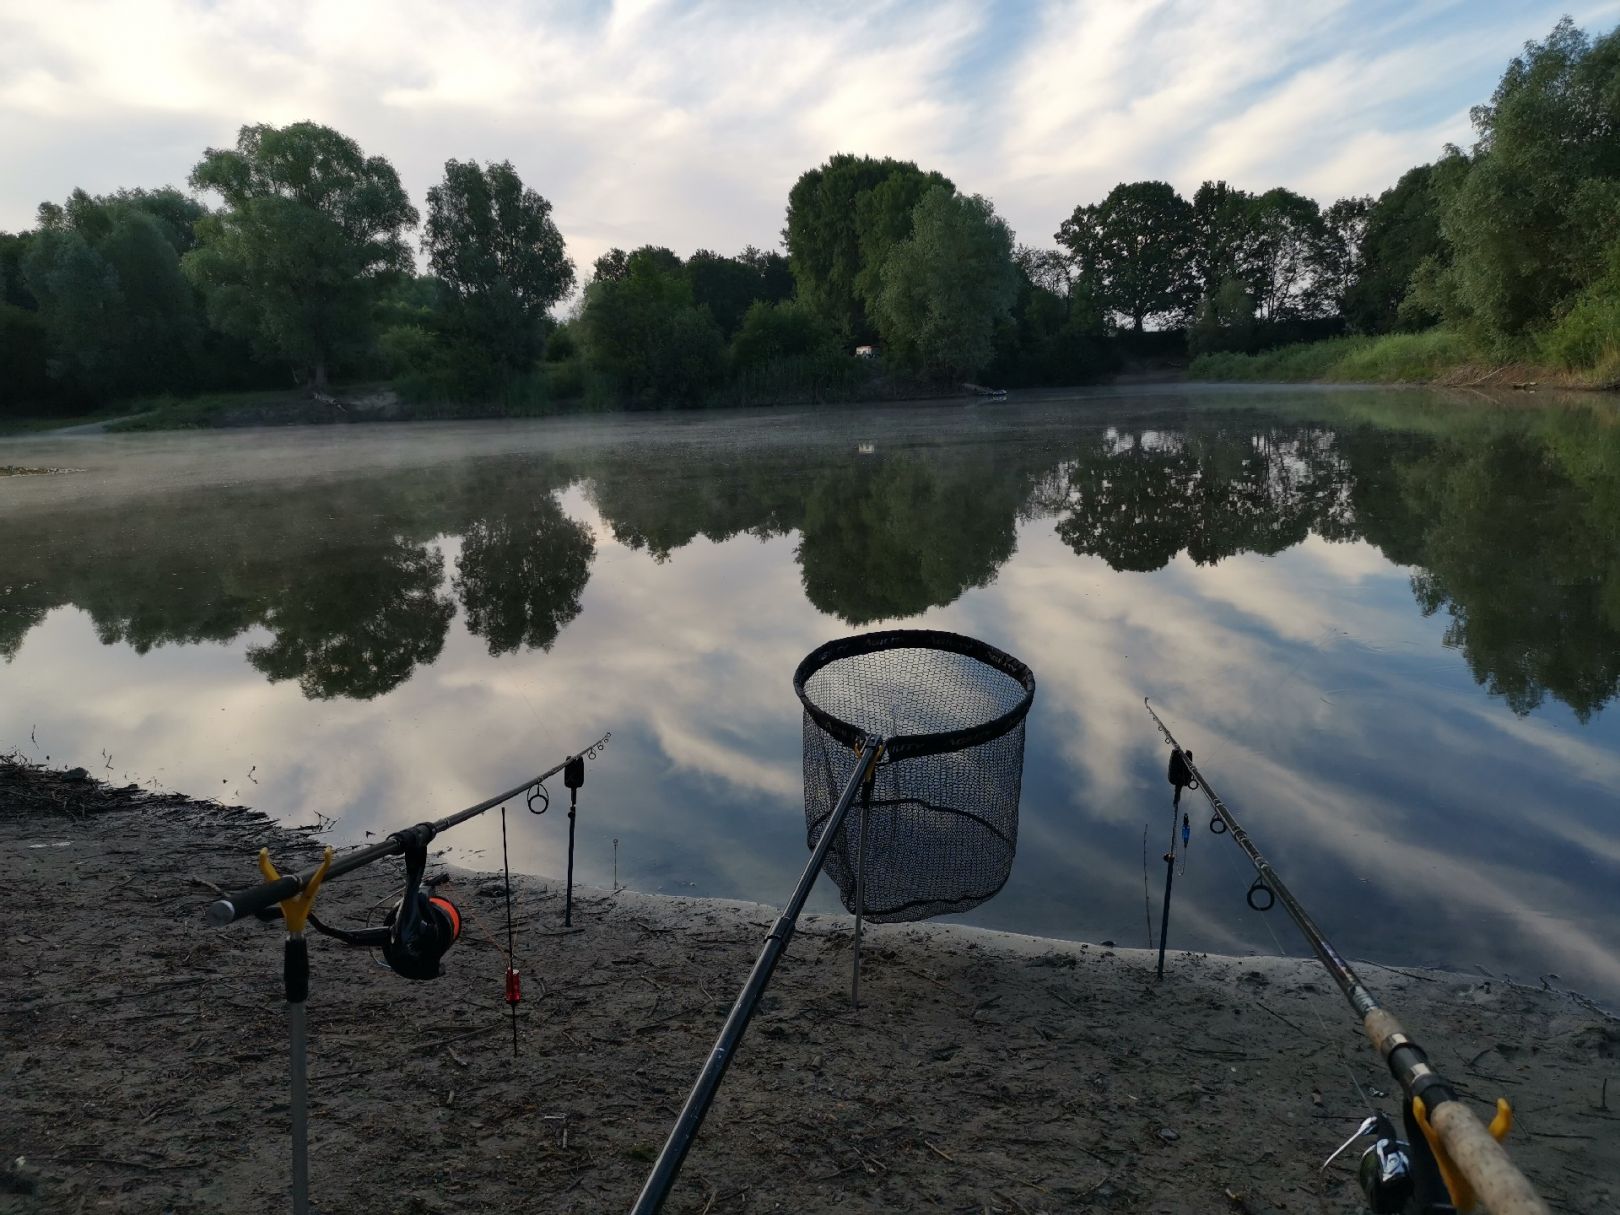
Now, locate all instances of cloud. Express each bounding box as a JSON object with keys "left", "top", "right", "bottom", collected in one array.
[{"left": 0, "top": 0, "right": 1602, "bottom": 265}]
